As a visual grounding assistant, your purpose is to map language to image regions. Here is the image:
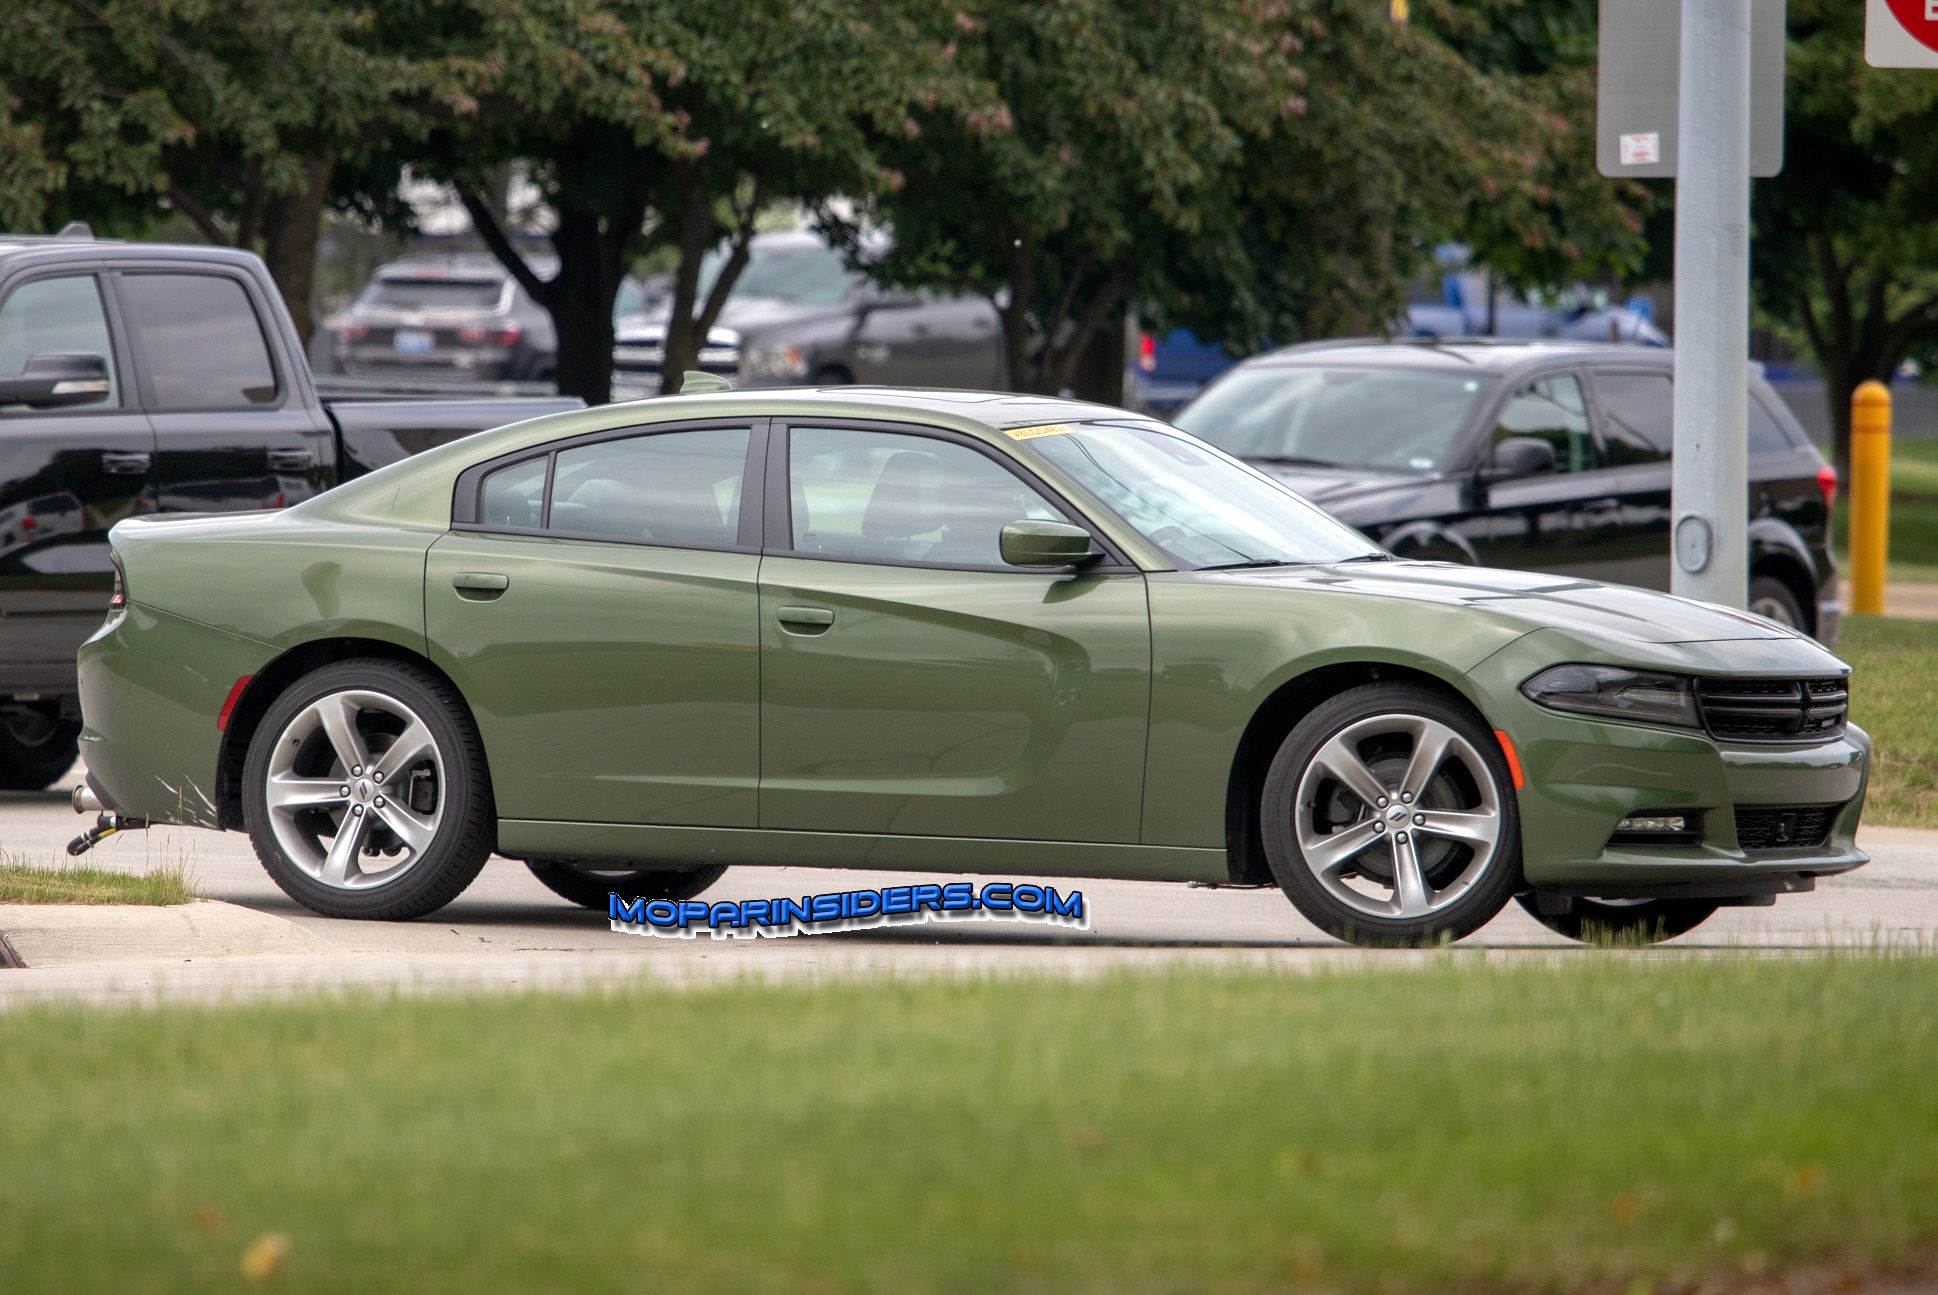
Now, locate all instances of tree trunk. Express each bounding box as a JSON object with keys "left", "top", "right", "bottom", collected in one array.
[
  {"left": 661, "top": 164, "right": 763, "bottom": 394},
  {"left": 1069, "top": 305, "right": 1128, "bottom": 407},
  {"left": 259, "top": 154, "right": 335, "bottom": 351},
  {"left": 998, "top": 226, "right": 1037, "bottom": 391}
]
